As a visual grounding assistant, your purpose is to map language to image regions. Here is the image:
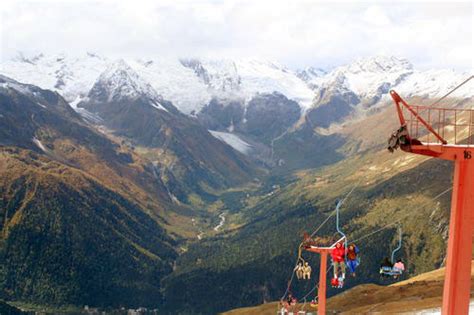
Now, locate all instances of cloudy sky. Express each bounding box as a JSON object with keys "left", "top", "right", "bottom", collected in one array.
[{"left": 1, "top": 0, "right": 472, "bottom": 70}]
